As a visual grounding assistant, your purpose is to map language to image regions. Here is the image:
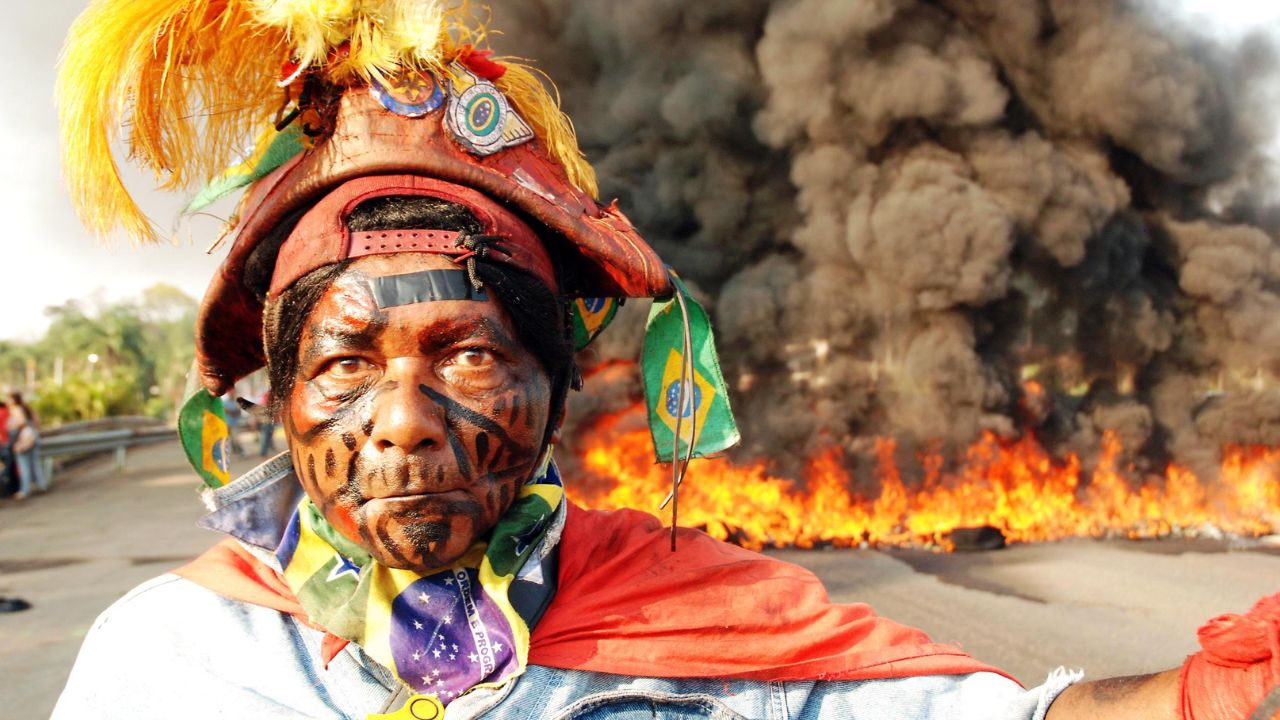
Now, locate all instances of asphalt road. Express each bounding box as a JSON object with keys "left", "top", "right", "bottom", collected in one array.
[{"left": 2, "top": 439, "right": 1277, "bottom": 717}]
